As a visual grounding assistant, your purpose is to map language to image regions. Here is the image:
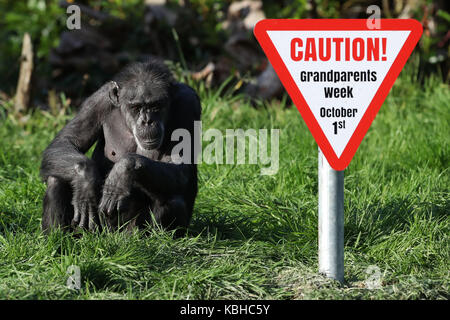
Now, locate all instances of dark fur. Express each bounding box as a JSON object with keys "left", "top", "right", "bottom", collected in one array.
[{"left": 41, "top": 60, "right": 201, "bottom": 236}]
